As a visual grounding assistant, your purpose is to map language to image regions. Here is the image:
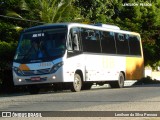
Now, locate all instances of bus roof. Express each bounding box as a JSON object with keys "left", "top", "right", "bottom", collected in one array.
[{"left": 24, "top": 23, "right": 140, "bottom": 36}]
